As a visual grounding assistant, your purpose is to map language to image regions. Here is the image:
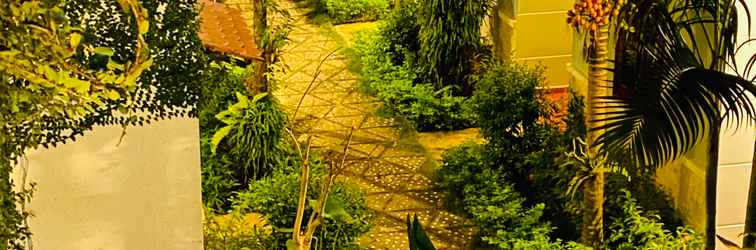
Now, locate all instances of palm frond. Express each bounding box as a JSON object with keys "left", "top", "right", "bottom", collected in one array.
[{"left": 599, "top": 0, "right": 756, "bottom": 167}]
